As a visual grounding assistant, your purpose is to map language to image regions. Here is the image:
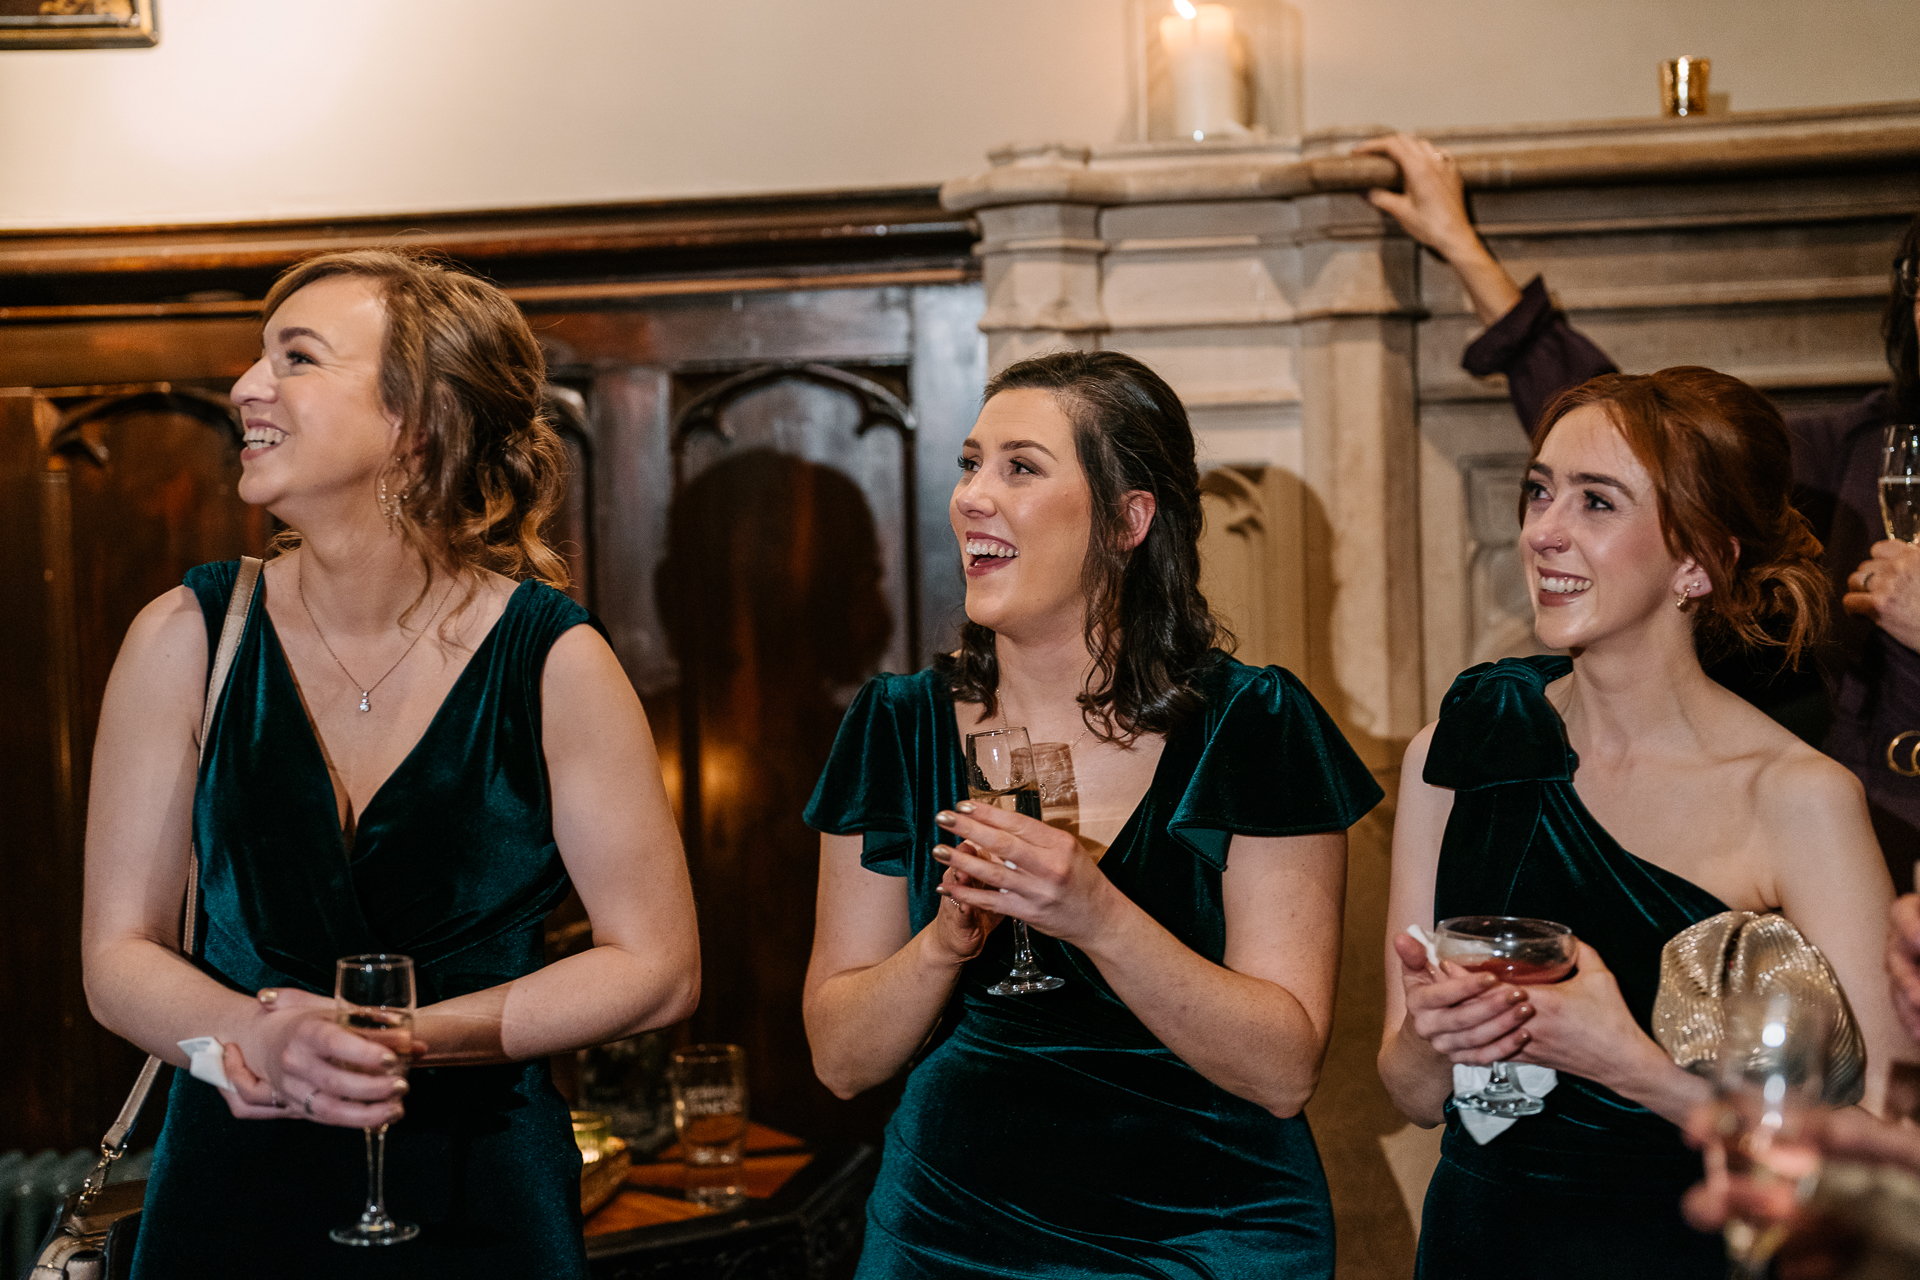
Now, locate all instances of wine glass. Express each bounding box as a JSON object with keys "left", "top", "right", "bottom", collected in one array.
[
  {"left": 964, "top": 727, "right": 1065, "bottom": 996},
  {"left": 330, "top": 953, "right": 419, "bottom": 1246},
  {"left": 1880, "top": 424, "right": 1920, "bottom": 542},
  {"left": 1708, "top": 988, "right": 1831, "bottom": 1278},
  {"left": 1018, "top": 742, "right": 1081, "bottom": 835},
  {"left": 1432, "top": 915, "right": 1577, "bottom": 1118}
]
